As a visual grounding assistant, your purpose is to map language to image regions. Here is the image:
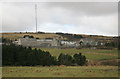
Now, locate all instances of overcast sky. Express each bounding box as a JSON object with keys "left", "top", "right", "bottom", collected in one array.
[{"left": 1, "top": 2, "right": 118, "bottom": 36}]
